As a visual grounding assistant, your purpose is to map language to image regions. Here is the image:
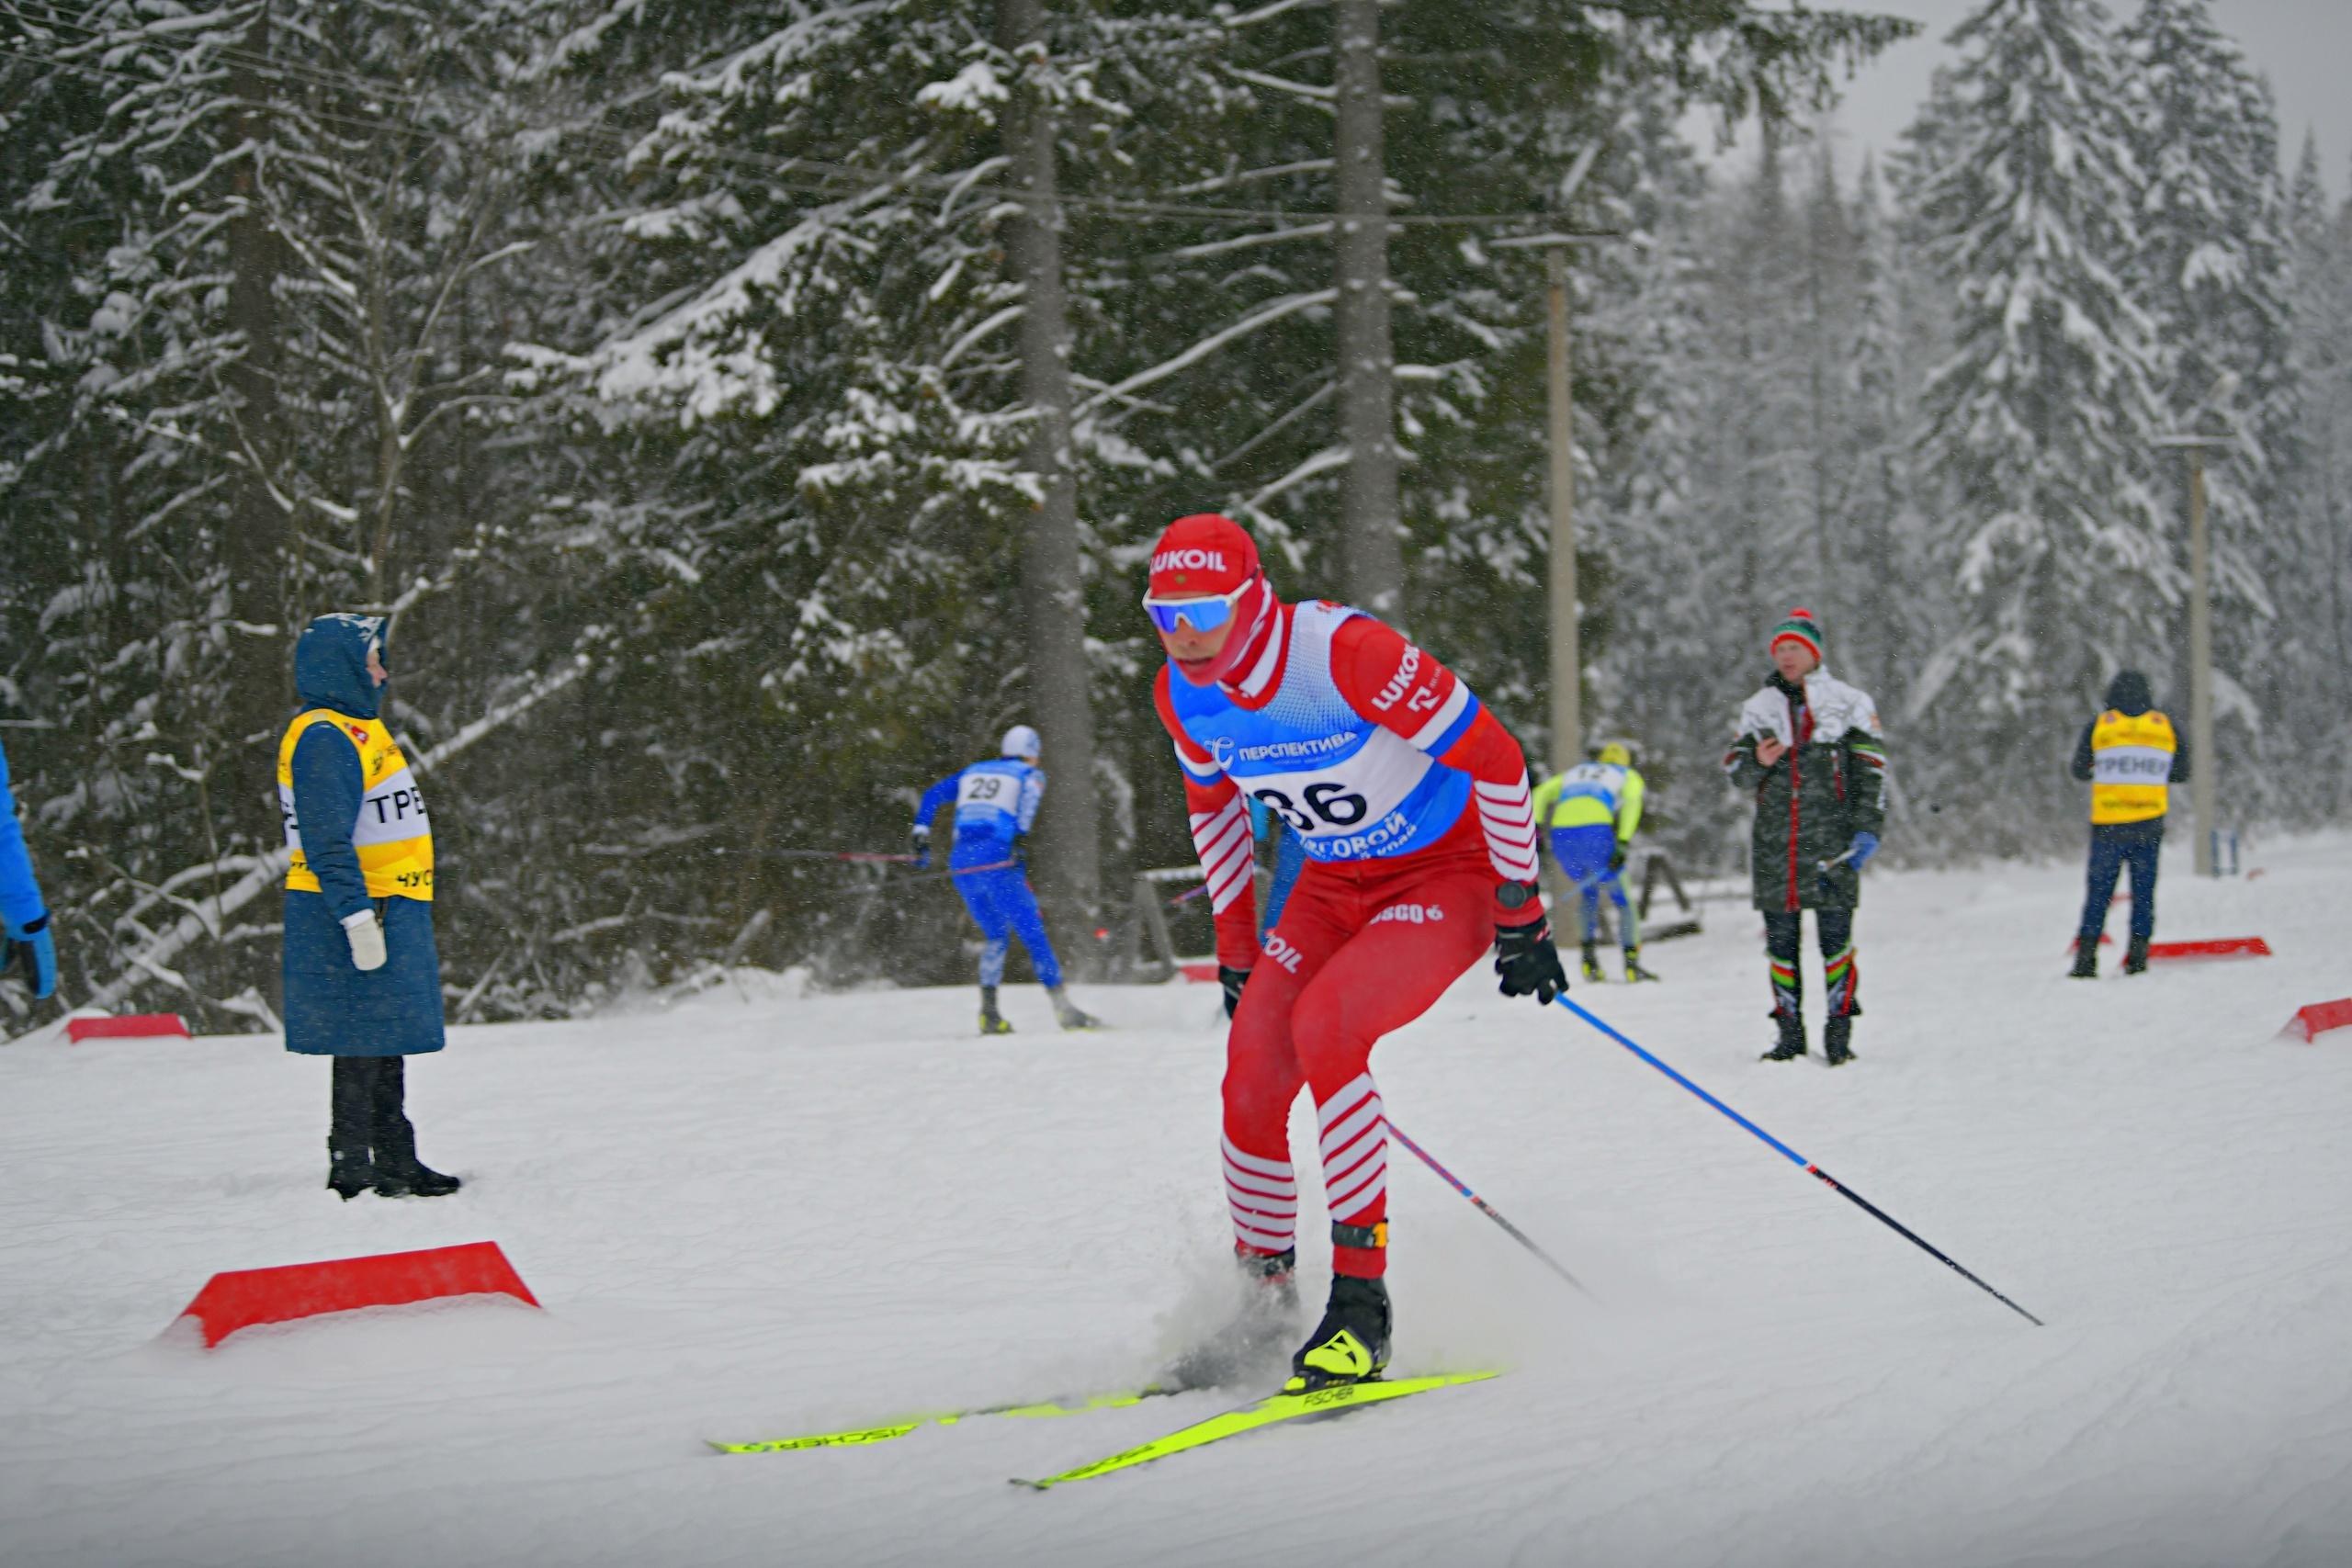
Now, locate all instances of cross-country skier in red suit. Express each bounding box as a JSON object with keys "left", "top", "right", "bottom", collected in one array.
[{"left": 1145, "top": 513, "right": 1569, "bottom": 1391}]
